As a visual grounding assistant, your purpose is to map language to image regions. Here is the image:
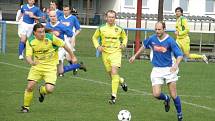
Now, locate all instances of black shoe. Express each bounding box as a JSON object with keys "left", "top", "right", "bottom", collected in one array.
[
  {"left": 21, "top": 106, "right": 29, "bottom": 113},
  {"left": 121, "top": 82, "right": 128, "bottom": 92},
  {"left": 39, "top": 86, "right": 45, "bottom": 103},
  {"left": 79, "top": 62, "right": 87, "bottom": 72},
  {"left": 73, "top": 69, "right": 78, "bottom": 76},
  {"left": 108, "top": 95, "right": 116, "bottom": 104},
  {"left": 177, "top": 113, "right": 183, "bottom": 121},
  {"left": 164, "top": 95, "right": 170, "bottom": 112}
]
